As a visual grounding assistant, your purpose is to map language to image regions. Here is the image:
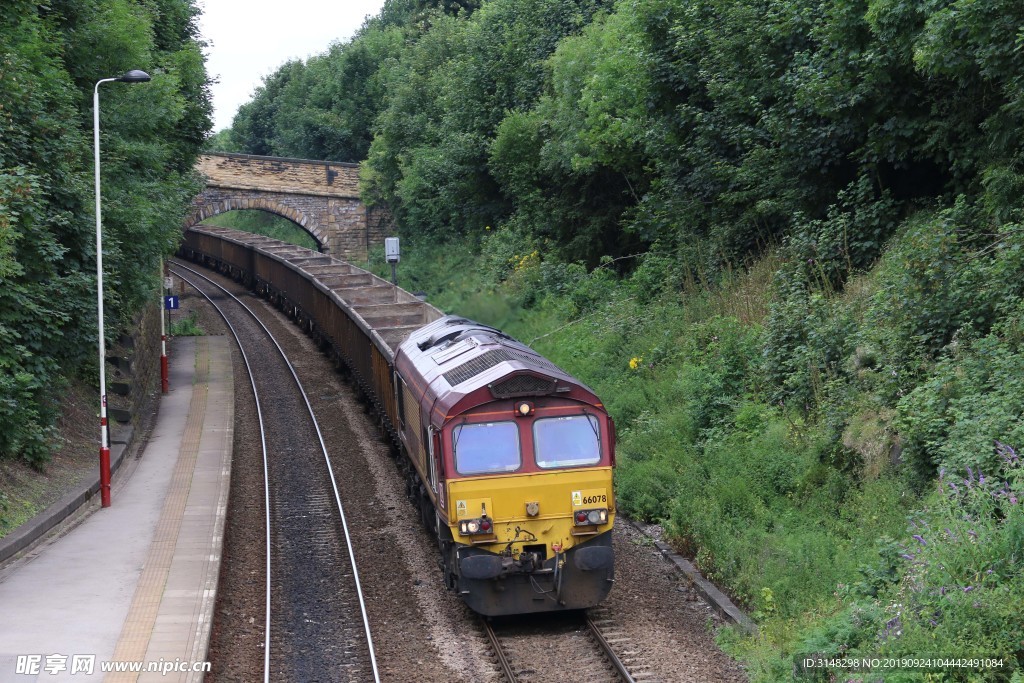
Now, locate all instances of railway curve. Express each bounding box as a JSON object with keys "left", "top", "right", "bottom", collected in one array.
[{"left": 172, "top": 264, "right": 379, "bottom": 682}]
